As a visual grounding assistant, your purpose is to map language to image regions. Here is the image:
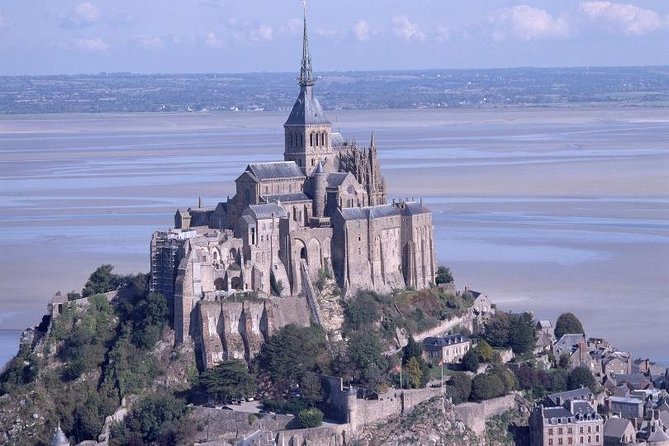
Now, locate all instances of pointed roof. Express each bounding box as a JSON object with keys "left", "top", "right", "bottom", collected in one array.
[
  {"left": 50, "top": 423, "right": 70, "bottom": 446},
  {"left": 284, "top": 2, "right": 330, "bottom": 127}
]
